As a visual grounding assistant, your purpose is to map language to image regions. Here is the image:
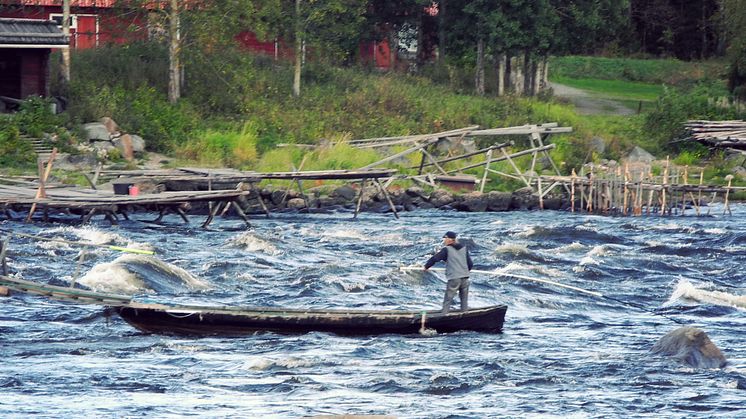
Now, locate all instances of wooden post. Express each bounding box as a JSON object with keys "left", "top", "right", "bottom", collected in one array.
[
  {"left": 175, "top": 207, "right": 190, "bottom": 224},
  {"left": 622, "top": 163, "right": 629, "bottom": 215},
  {"left": 570, "top": 169, "right": 576, "bottom": 213},
  {"left": 231, "top": 201, "right": 252, "bottom": 227},
  {"left": 479, "top": 149, "right": 493, "bottom": 193},
  {"left": 354, "top": 179, "right": 367, "bottom": 218},
  {"left": 69, "top": 245, "right": 90, "bottom": 288},
  {"left": 723, "top": 175, "right": 733, "bottom": 216},
  {"left": 587, "top": 171, "right": 594, "bottom": 213},
  {"left": 26, "top": 148, "right": 58, "bottom": 222},
  {"left": 681, "top": 165, "right": 689, "bottom": 215},
  {"left": 374, "top": 178, "right": 399, "bottom": 219},
  {"left": 295, "top": 179, "right": 311, "bottom": 213},
  {"left": 202, "top": 201, "right": 223, "bottom": 228},
  {"left": 537, "top": 176, "right": 544, "bottom": 210},
  {"left": 662, "top": 157, "right": 669, "bottom": 215},
  {"left": 0, "top": 236, "right": 9, "bottom": 276}
]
